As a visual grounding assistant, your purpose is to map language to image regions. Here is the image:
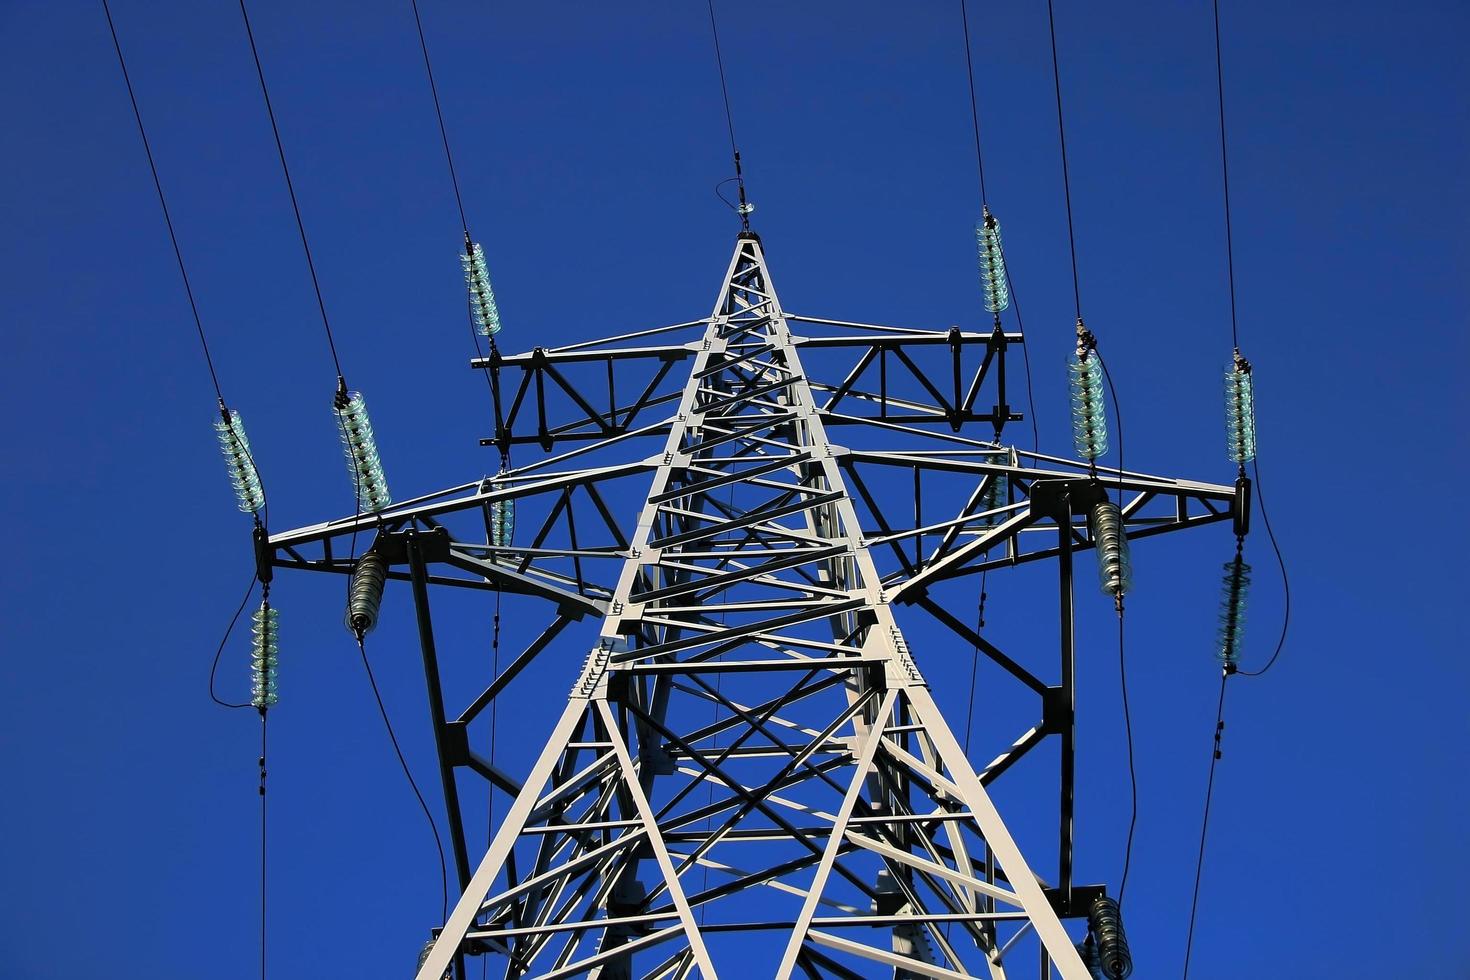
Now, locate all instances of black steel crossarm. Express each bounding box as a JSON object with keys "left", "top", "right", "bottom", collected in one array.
[
  {"left": 977, "top": 725, "right": 1048, "bottom": 787},
  {"left": 915, "top": 596, "right": 1049, "bottom": 696},
  {"left": 785, "top": 313, "right": 1007, "bottom": 339},
  {"left": 458, "top": 614, "right": 577, "bottom": 725},
  {"left": 267, "top": 460, "right": 655, "bottom": 549},
  {"left": 442, "top": 549, "right": 611, "bottom": 613},
  {"left": 832, "top": 450, "right": 1239, "bottom": 598}
]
